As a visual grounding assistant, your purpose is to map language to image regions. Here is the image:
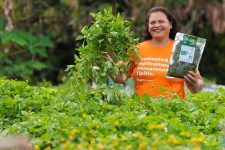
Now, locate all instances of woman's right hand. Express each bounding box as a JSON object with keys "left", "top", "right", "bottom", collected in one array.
[
  {"left": 105, "top": 52, "right": 127, "bottom": 83},
  {"left": 111, "top": 71, "right": 126, "bottom": 84},
  {"left": 117, "top": 60, "right": 126, "bottom": 66}
]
